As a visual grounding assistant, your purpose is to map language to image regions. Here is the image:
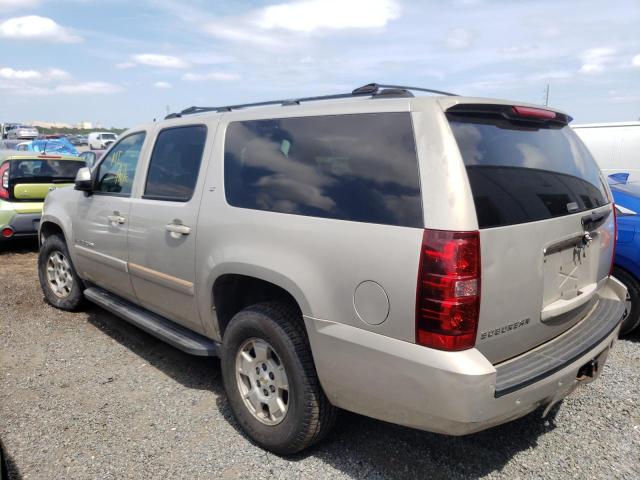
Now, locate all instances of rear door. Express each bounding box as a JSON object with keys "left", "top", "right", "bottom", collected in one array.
[
  {"left": 72, "top": 131, "right": 147, "bottom": 301},
  {"left": 127, "top": 123, "right": 212, "bottom": 334},
  {"left": 446, "top": 104, "right": 614, "bottom": 363}
]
